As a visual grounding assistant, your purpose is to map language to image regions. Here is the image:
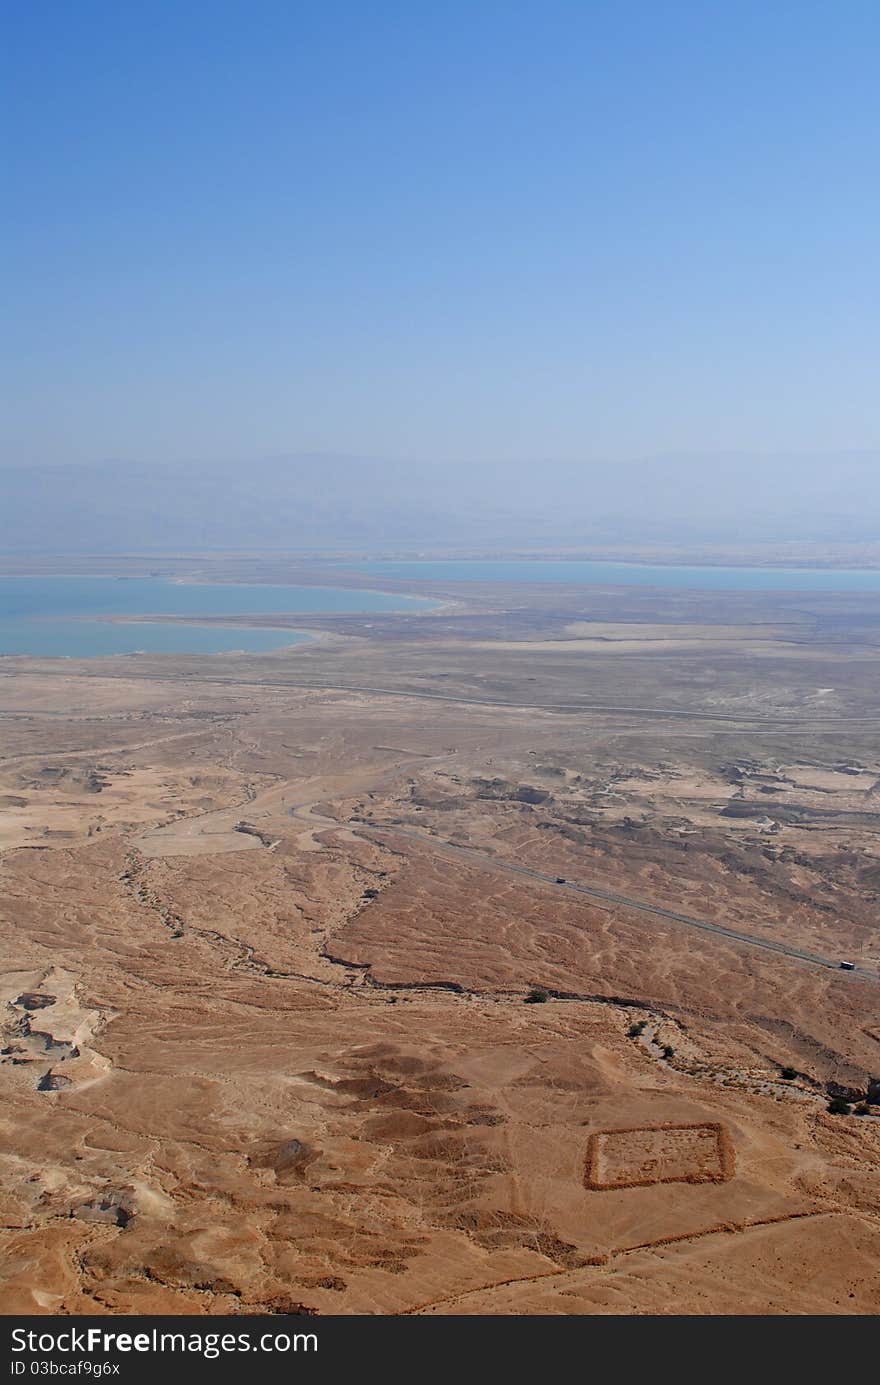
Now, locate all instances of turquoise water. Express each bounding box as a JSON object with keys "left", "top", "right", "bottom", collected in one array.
[
  {"left": 0, "top": 576, "right": 432, "bottom": 657},
  {"left": 355, "top": 559, "right": 880, "bottom": 592},
  {"left": 0, "top": 618, "right": 313, "bottom": 658}
]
